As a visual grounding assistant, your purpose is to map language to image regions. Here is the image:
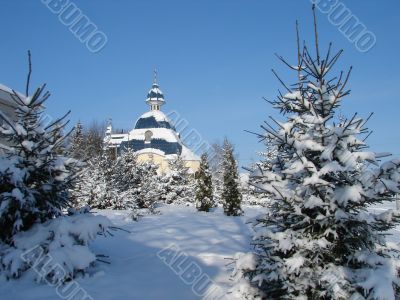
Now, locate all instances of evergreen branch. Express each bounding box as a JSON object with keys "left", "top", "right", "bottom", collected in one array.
[
  {"left": 271, "top": 69, "right": 292, "bottom": 93},
  {"left": 44, "top": 110, "right": 71, "bottom": 131},
  {"left": 26, "top": 50, "right": 32, "bottom": 97},
  {"left": 312, "top": 4, "right": 320, "bottom": 65}
]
